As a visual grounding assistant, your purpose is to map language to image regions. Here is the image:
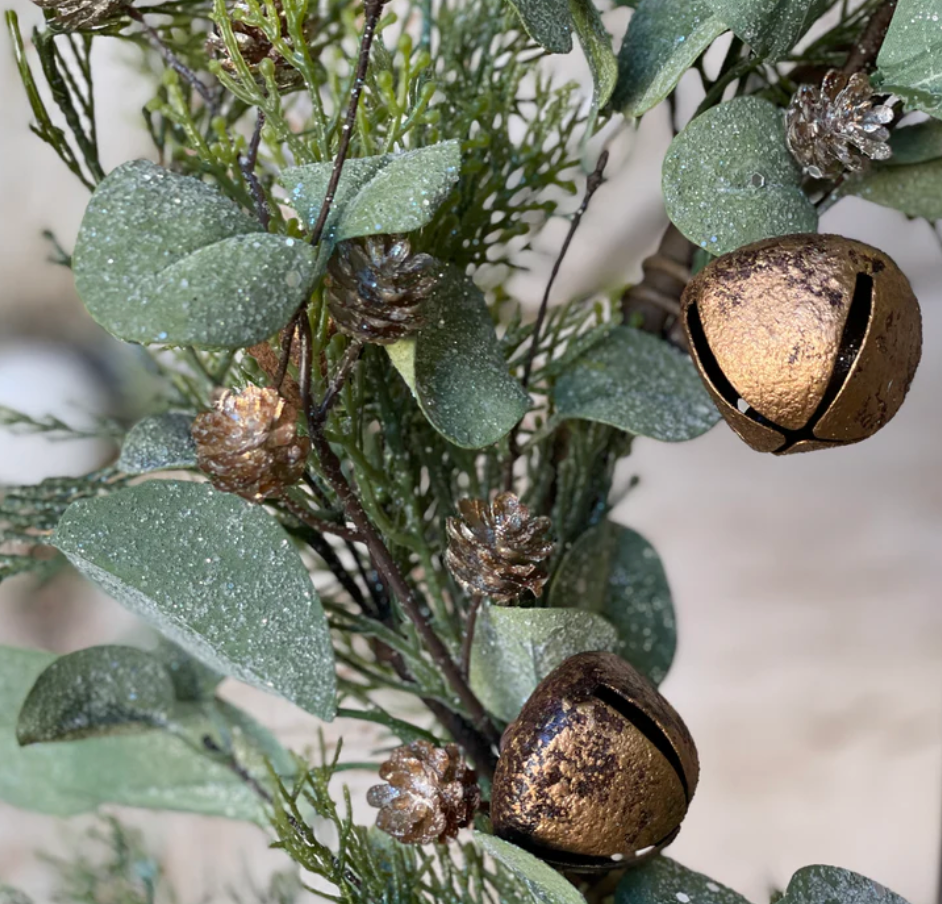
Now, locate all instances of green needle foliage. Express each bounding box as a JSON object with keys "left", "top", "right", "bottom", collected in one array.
[{"left": 2, "top": 0, "right": 934, "bottom": 900}]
